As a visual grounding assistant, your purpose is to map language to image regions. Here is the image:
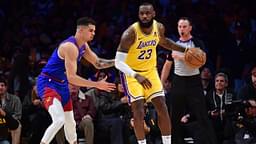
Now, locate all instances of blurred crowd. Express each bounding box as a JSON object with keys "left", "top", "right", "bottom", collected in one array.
[{"left": 1, "top": 0, "right": 256, "bottom": 144}]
